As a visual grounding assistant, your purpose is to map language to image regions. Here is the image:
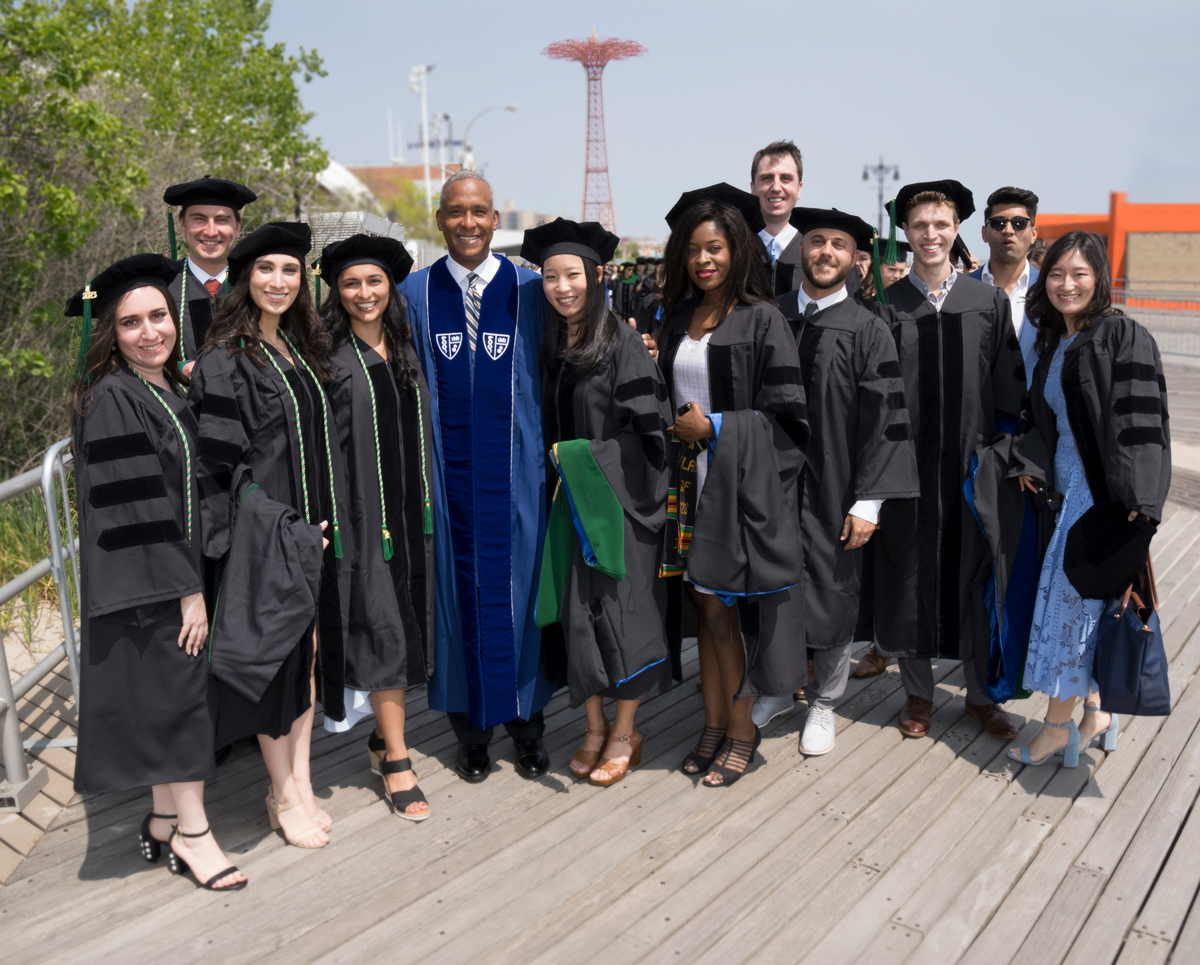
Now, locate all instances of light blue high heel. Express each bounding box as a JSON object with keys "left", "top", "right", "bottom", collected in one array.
[
  {"left": 1084, "top": 707, "right": 1120, "bottom": 751},
  {"left": 1009, "top": 718, "right": 1081, "bottom": 768}
]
